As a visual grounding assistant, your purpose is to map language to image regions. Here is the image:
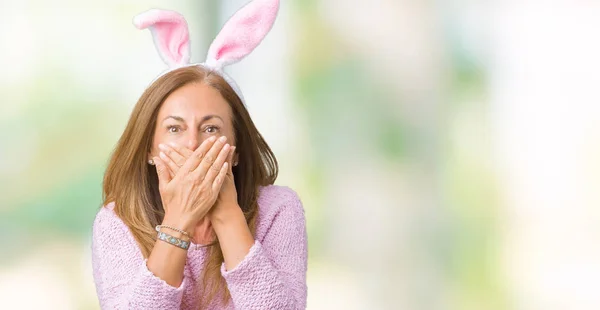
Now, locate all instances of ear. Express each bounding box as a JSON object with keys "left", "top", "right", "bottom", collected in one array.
[
  {"left": 147, "top": 151, "right": 154, "bottom": 165},
  {"left": 205, "top": 0, "right": 280, "bottom": 70},
  {"left": 134, "top": 9, "right": 191, "bottom": 68}
]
